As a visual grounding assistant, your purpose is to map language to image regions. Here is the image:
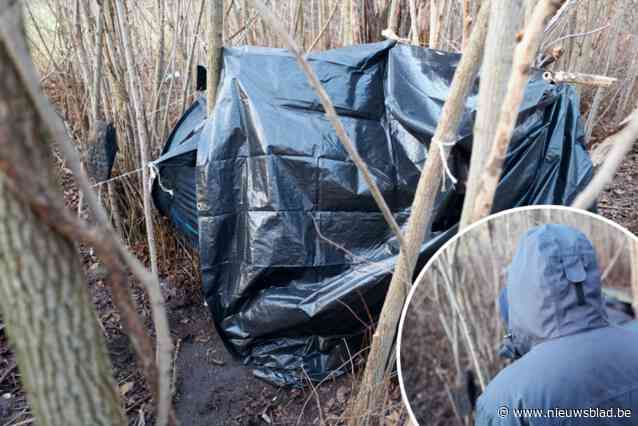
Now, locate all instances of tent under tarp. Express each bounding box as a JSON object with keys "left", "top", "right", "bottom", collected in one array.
[{"left": 152, "top": 41, "right": 593, "bottom": 386}]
